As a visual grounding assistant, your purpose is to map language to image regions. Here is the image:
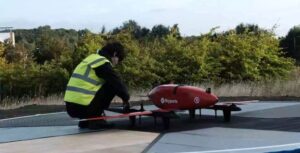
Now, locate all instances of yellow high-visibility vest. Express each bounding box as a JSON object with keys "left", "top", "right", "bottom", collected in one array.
[{"left": 64, "top": 54, "right": 111, "bottom": 105}]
